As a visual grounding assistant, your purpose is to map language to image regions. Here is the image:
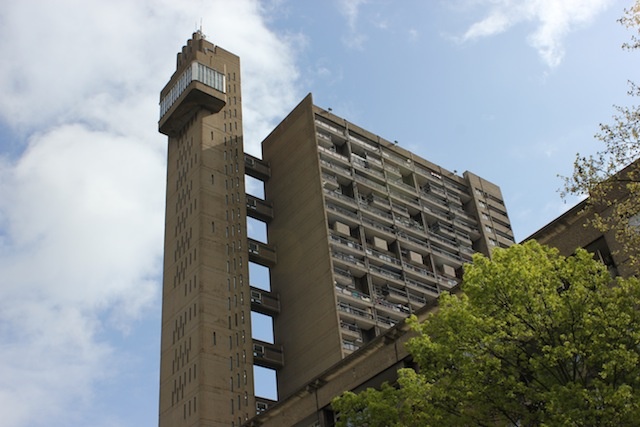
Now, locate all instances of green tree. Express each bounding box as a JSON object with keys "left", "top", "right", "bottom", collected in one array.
[
  {"left": 332, "top": 241, "right": 640, "bottom": 426},
  {"left": 562, "top": 1, "right": 640, "bottom": 267}
]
